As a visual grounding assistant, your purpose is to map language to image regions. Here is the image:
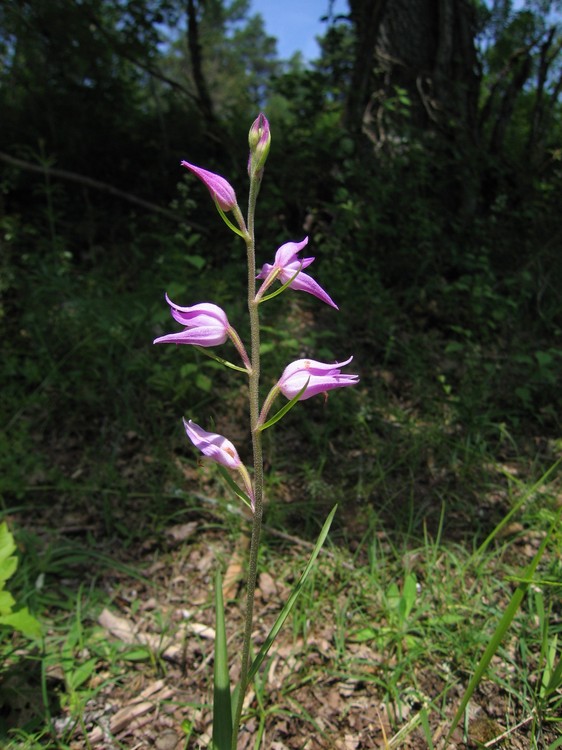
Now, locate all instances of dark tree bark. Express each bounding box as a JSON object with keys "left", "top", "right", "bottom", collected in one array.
[
  {"left": 488, "top": 50, "right": 532, "bottom": 156},
  {"left": 185, "top": 0, "right": 230, "bottom": 159},
  {"left": 345, "top": 0, "right": 482, "bottom": 217},
  {"left": 368, "top": 0, "right": 480, "bottom": 142},
  {"left": 186, "top": 0, "right": 218, "bottom": 131},
  {"left": 344, "top": 0, "right": 387, "bottom": 133},
  {"left": 0, "top": 151, "right": 209, "bottom": 233},
  {"left": 526, "top": 27, "right": 562, "bottom": 168}
]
